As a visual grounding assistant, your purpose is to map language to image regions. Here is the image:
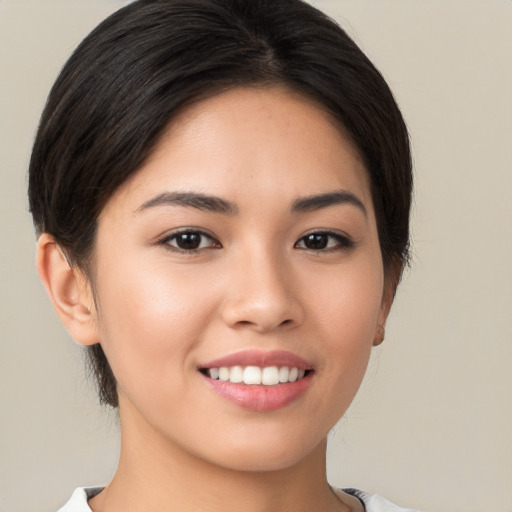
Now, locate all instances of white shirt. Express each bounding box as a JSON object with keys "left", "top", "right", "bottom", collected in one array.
[{"left": 58, "top": 487, "right": 421, "bottom": 511}]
